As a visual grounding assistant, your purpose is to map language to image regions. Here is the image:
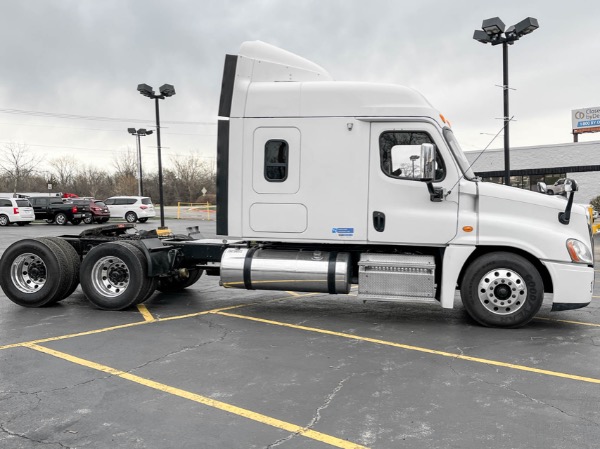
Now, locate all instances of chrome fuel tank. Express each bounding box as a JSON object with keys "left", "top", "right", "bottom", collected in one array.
[{"left": 220, "top": 248, "right": 351, "bottom": 294}]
